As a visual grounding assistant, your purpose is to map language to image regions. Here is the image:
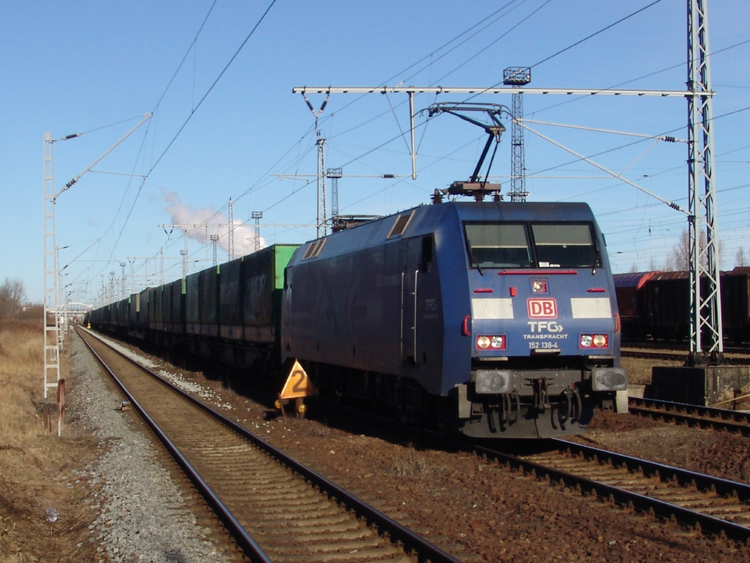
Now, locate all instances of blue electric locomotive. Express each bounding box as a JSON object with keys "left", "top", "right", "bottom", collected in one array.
[{"left": 282, "top": 199, "right": 627, "bottom": 438}]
